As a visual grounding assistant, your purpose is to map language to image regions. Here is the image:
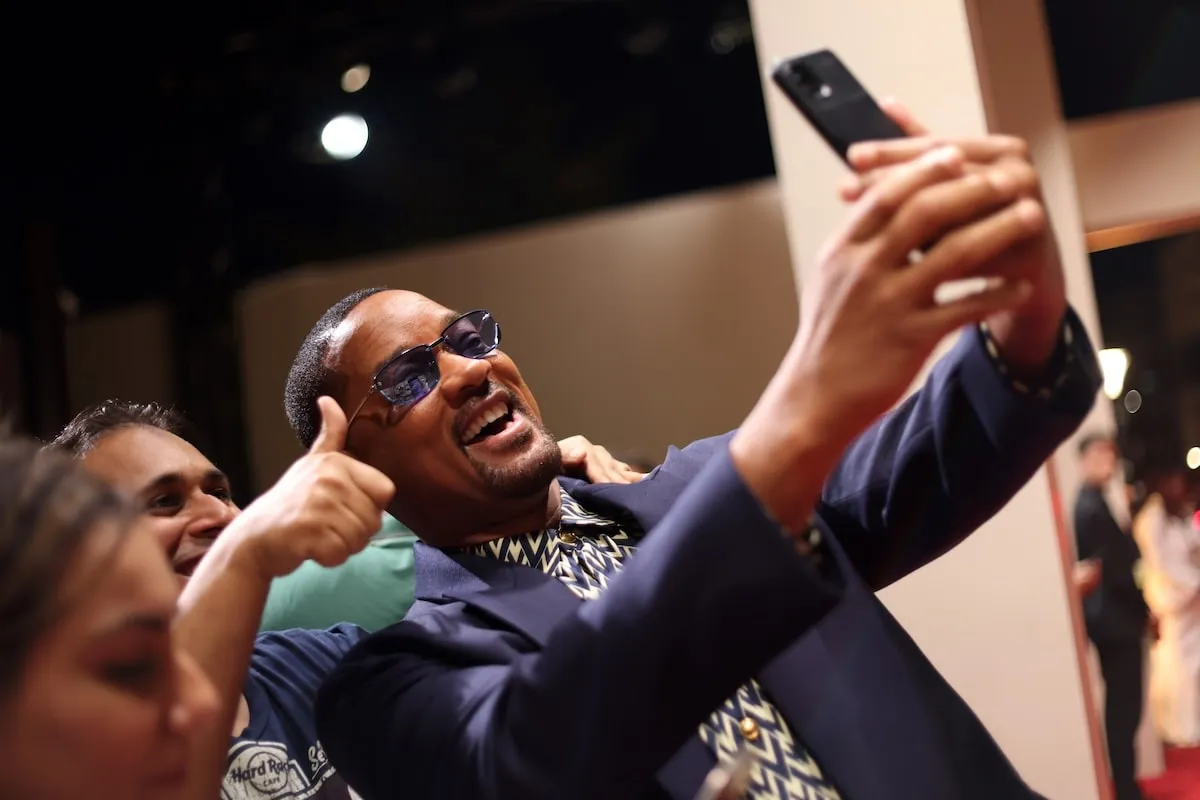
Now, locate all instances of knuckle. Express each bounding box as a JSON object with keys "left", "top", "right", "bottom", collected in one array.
[
  {"left": 906, "top": 189, "right": 939, "bottom": 220},
  {"left": 1003, "top": 136, "right": 1030, "bottom": 157},
  {"left": 865, "top": 186, "right": 902, "bottom": 220}
]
